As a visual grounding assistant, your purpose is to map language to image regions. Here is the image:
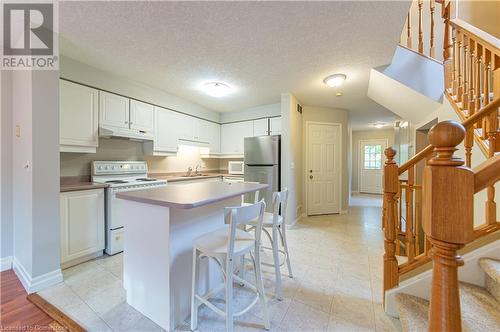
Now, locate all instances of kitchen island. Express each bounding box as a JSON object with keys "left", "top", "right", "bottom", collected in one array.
[{"left": 116, "top": 181, "right": 268, "bottom": 331}]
